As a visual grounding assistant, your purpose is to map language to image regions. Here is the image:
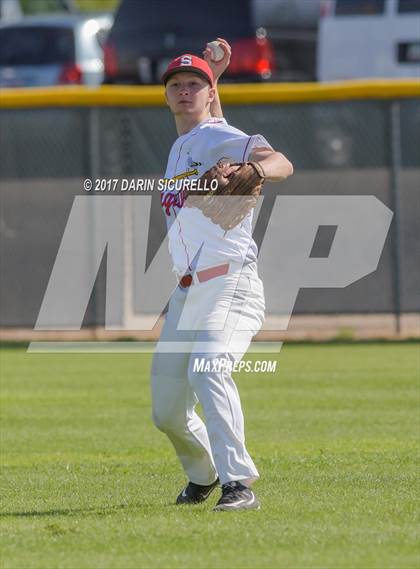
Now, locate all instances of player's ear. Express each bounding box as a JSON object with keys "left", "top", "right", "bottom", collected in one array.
[{"left": 208, "top": 86, "right": 216, "bottom": 104}]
